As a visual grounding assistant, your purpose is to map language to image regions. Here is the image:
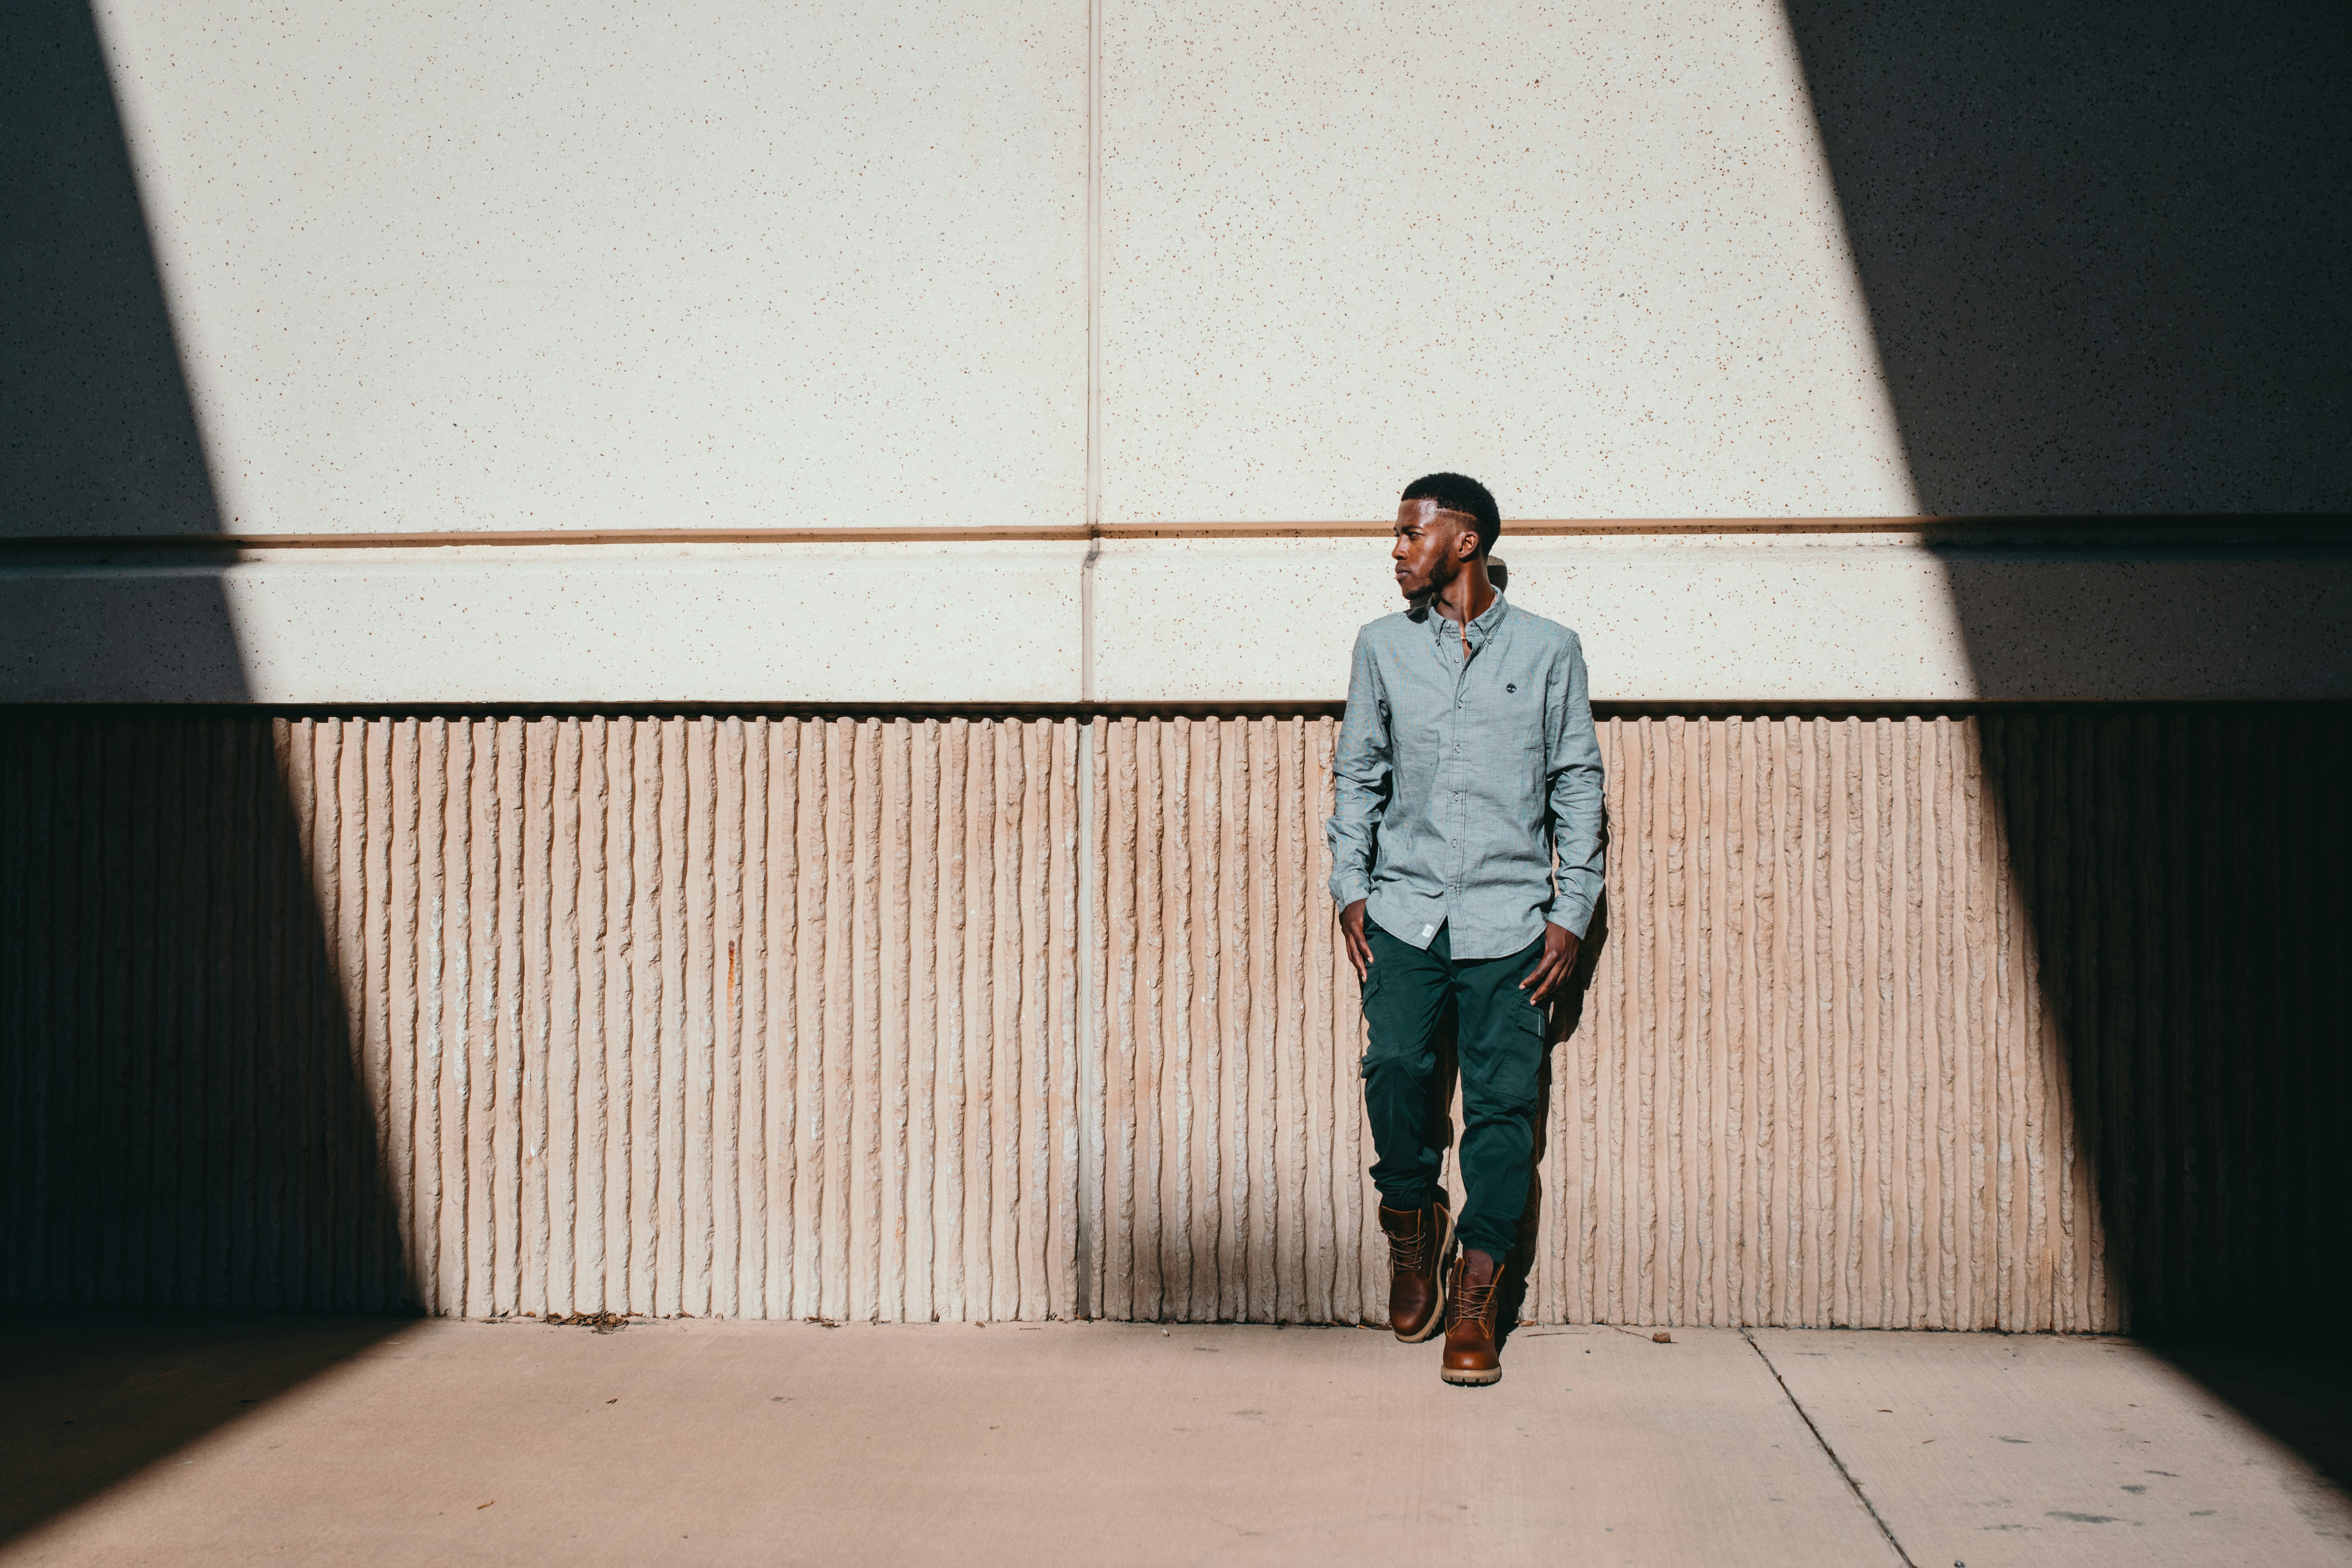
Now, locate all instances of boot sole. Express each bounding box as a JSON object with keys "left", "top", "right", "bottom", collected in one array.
[
  {"left": 1392, "top": 1204, "right": 1455, "bottom": 1344},
  {"left": 1440, "top": 1365, "right": 1503, "bottom": 1386}
]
